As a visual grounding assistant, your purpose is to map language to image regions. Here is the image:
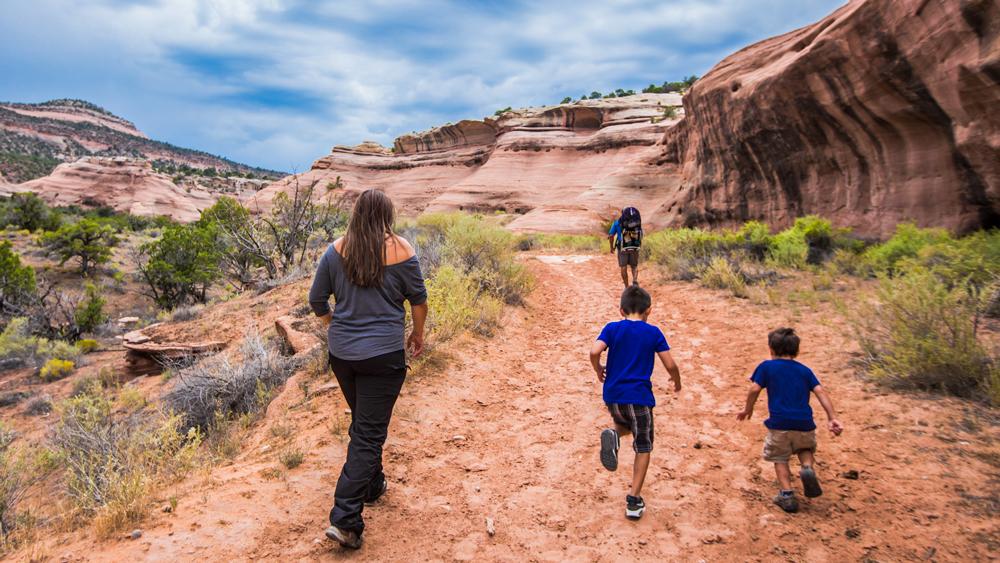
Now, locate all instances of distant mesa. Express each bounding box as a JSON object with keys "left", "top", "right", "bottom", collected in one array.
[{"left": 0, "top": 98, "right": 282, "bottom": 221}]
